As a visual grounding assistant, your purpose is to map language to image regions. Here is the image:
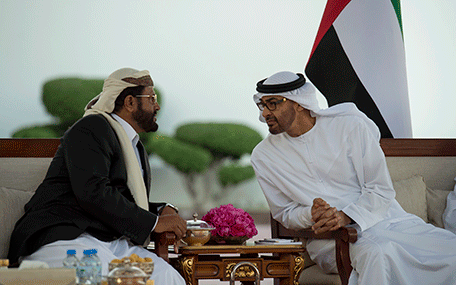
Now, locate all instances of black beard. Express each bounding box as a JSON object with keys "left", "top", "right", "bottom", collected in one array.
[{"left": 133, "top": 100, "right": 159, "bottom": 133}]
